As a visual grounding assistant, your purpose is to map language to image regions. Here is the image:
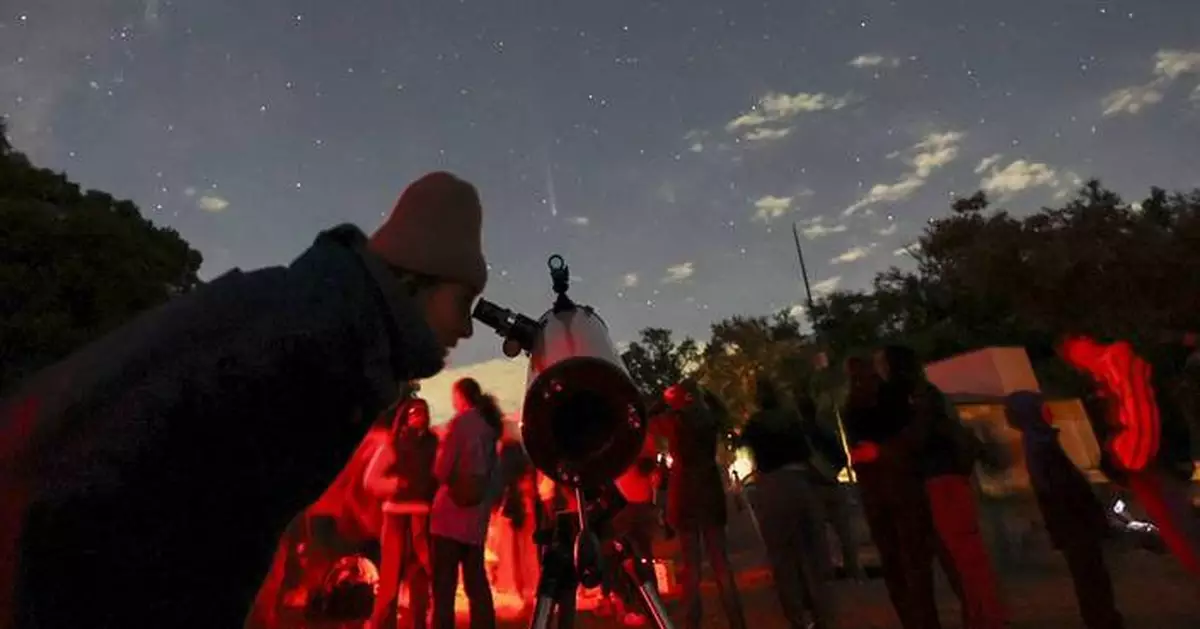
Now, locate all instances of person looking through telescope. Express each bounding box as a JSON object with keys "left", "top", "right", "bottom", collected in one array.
[
  {"left": 0, "top": 171, "right": 488, "bottom": 629},
  {"left": 650, "top": 380, "right": 748, "bottom": 629}
]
